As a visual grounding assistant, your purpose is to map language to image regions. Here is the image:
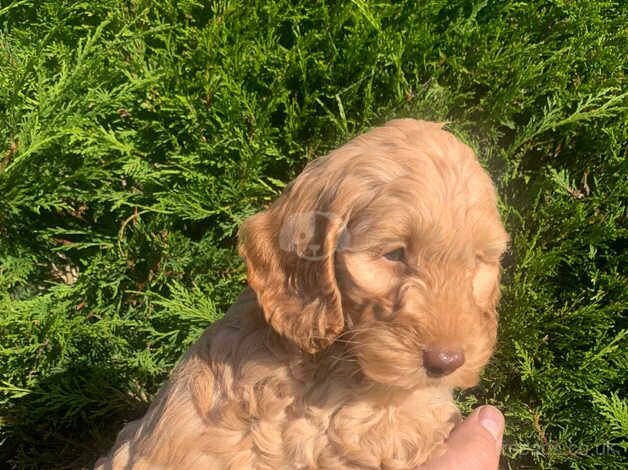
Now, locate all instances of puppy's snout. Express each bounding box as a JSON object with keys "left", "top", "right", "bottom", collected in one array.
[{"left": 423, "top": 345, "right": 465, "bottom": 377}]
